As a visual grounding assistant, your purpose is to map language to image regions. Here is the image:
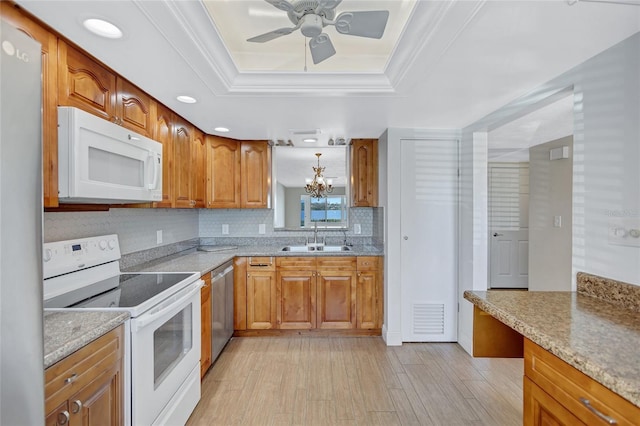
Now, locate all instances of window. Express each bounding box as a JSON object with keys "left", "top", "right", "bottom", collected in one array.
[{"left": 300, "top": 195, "right": 348, "bottom": 228}]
